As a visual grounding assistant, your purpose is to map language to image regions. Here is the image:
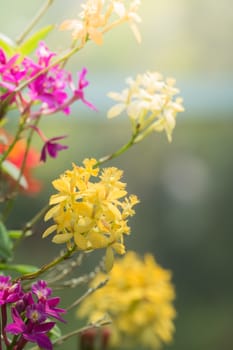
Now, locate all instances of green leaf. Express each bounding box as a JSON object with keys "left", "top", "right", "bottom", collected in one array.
[
  {"left": 19, "top": 25, "right": 54, "bottom": 55},
  {"left": 0, "top": 263, "right": 38, "bottom": 274},
  {"left": 2, "top": 160, "right": 28, "bottom": 189},
  {"left": 8, "top": 230, "right": 32, "bottom": 240},
  {"left": 0, "top": 221, "right": 13, "bottom": 262},
  {"left": 0, "top": 33, "right": 16, "bottom": 55},
  {"left": 50, "top": 324, "right": 62, "bottom": 343}
]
